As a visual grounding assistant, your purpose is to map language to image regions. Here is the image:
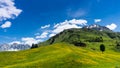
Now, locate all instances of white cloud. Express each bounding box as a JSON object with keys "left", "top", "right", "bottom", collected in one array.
[
  {"left": 49, "top": 33, "right": 56, "bottom": 37},
  {"left": 53, "top": 19, "right": 87, "bottom": 34},
  {"left": 21, "top": 37, "right": 42, "bottom": 46},
  {"left": 53, "top": 23, "right": 81, "bottom": 34},
  {"left": 0, "top": 0, "right": 22, "bottom": 21},
  {"left": 69, "top": 19, "right": 87, "bottom": 25},
  {"left": 41, "top": 24, "right": 50, "bottom": 29},
  {"left": 9, "top": 41, "right": 21, "bottom": 45},
  {"left": 1, "top": 21, "right": 12, "bottom": 28},
  {"left": 94, "top": 19, "right": 101, "bottom": 23},
  {"left": 36, "top": 32, "right": 48, "bottom": 39},
  {"left": 106, "top": 23, "right": 117, "bottom": 30},
  {"left": 34, "top": 19, "right": 87, "bottom": 42}
]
